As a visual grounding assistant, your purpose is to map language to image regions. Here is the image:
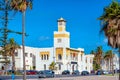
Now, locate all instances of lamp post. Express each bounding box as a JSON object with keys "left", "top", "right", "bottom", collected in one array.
[{"left": 22, "top": 11, "right": 26, "bottom": 80}]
